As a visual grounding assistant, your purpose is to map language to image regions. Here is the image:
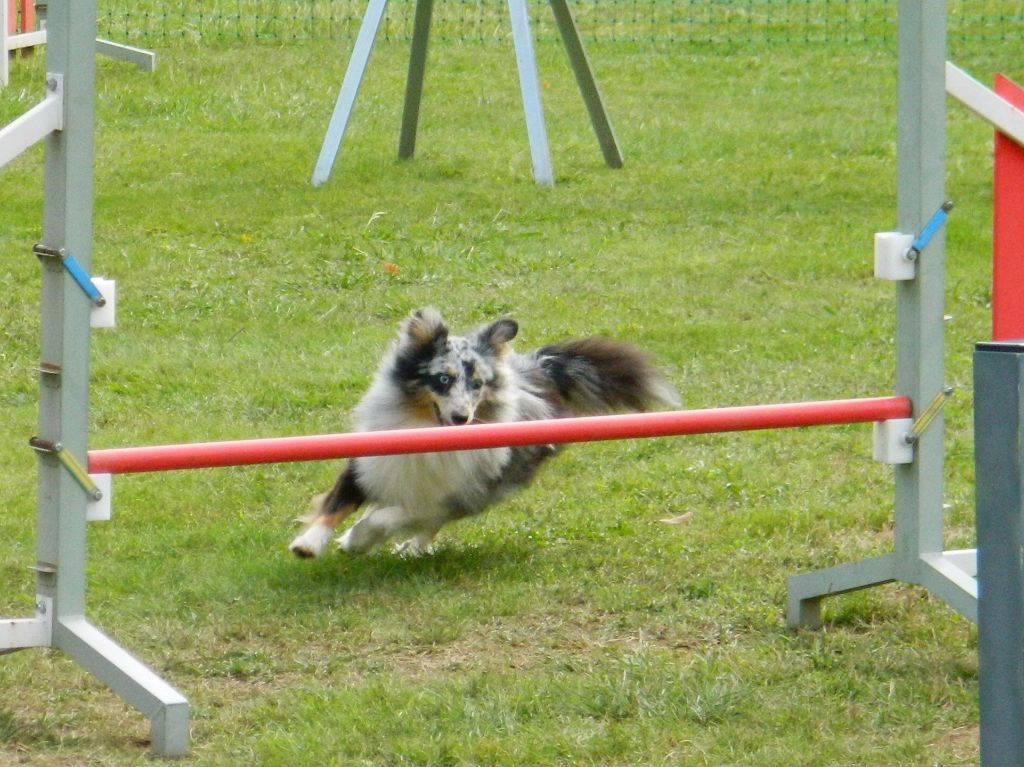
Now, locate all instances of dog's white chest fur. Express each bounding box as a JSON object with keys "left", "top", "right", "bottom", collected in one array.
[{"left": 355, "top": 446, "right": 510, "bottom": 513}]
